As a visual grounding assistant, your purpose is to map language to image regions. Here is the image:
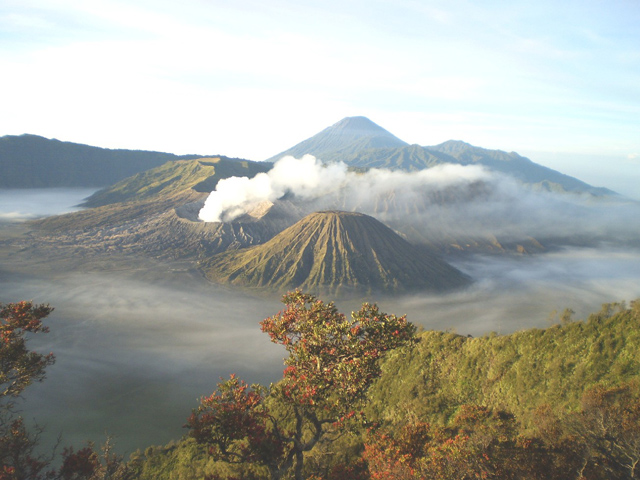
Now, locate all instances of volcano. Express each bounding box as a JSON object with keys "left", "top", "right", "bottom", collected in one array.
[
  {"left": 202, "top": 210, "right": 470, "bottom": 294},
  {"left": 265, "top": 116, "right": 408, "bottom": 163}
]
